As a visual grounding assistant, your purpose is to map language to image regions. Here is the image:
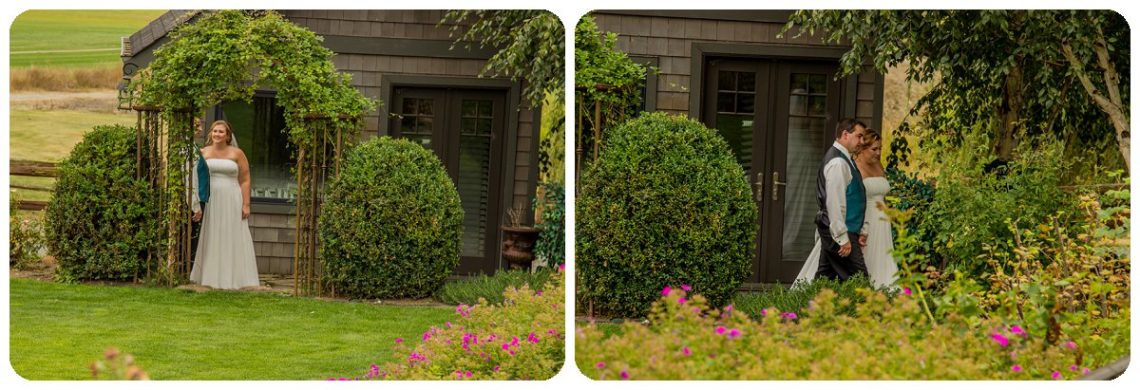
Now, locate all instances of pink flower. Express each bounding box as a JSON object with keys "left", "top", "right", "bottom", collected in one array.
[
  {"left": 1009, "top": 325, "right": 1026, "bottom": 336},
  {"left": 678, "top": 297, "right": 687, "bottom": 305},
  {"left": 727, "top": 328, "right": 742, "bottom": 339},
  {"left": 422, "top": 332, "right": 432, "bottom": 341},
  {"left": 1064, "top": 341, "right": 1078, "bottom": 350},
  {"left": 903, "top": 287, "right": 912, "bottom": 296},
  {"left": 1011, "top": 364, "right": 1023, "bottom": 372},
  {"left": 465, "top": 371, "right": 473, "bottom": 378},
  {"left": 559, "top": 263, "right": 565, "bottom": 272},
  {"left": 715, "top": 326, "right": 727, "bottom": 335},
  {"left": 501, "top": 343, "right": 510, "bottom": 351},
  {"left": 1069, "top": 365, "right": 1079, "bottom": 371},
  {"left": 395, "top": 338, "right": 403, "bottom": 345},
  {"left": 510, "top": 336, "right": 520, "bottom": 347},
  {"left": 760, "top": 308, "right": 767, "bottom": 317},
  {"left": 620, "top": 370, "right": 629, "bottom": 380},
  {"left": 782, "top": 312, "right": 798, "bottom": 320},
  {"left": 1082, "top": 368, "right": 1090, "bottom": 375},
  {"left": 445, "top": 321, "right": 452, "bottom": 328},
  {"left": 494, "top": 365, "right": 501, "bottom": 372},
  {"left": 682, "top": 346, "right": 691, "bottom": 356},
  {"left": 991, "top": 333, "right": 1010, "bottom": 347},
  {"left": 1051, "top": 371, "right": 1062, "bottom": 380},
  {"left": 681, "top": 284, "right": 692, "bottom": 291},
  {"left": 596, "top": 362, "right": 605, "bottom": 369},
  {"left": 723, "top": 304, "right": 733, "bottom": 313},
  {"left": 662, "top": 286, "right": 673, "bottom": 296},
  {"left": 528, "top": 332, "right": 540, "bottom": 344}
]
